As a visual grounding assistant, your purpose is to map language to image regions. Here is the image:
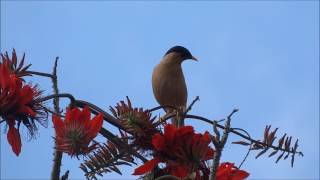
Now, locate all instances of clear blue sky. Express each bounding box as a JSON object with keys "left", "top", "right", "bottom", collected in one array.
[{"left": 1, "top": 1, "right": 319, "bottom": 180}]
